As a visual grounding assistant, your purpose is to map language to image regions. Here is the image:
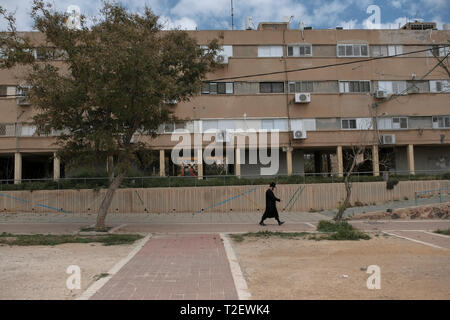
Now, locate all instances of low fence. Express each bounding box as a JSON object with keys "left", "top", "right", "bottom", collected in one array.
[
  {"left": 0, "top": 180, "right": 449, "bottom": 214},
  {"left": 1, "top": 169, "right": 449, "bottom": 191}
]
